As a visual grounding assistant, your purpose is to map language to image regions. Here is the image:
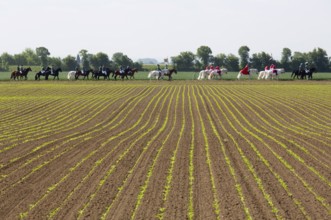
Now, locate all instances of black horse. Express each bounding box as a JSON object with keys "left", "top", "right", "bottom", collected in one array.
[
  {"left": 35, "top": 67, "right": 51, "bottom": 80},
  {"left": 75, "top": 69, "right": 93, "bottom": 80},
  {"left": 291, "top": 69, "right": 305, "bottom": 79},
  {"left": 291, "top": 68, "right": 317, "bottom": 80},
  {"left": 48, "top": 68, "right": 62, "bottom": 80},
  {"left": 304, "top": 67, "right": 317, "bottom": 80},
  {"left": 92, "top": 68, "right": 114, "bottom": 80}
]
